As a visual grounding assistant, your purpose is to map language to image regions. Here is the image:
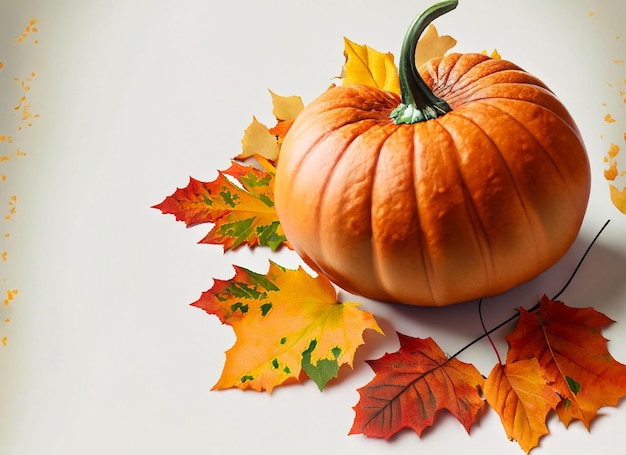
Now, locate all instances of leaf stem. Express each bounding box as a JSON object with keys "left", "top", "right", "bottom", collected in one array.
[{"left": 390, "top": 0, "right": 457, "bottom": 124}]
